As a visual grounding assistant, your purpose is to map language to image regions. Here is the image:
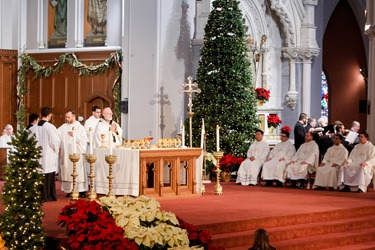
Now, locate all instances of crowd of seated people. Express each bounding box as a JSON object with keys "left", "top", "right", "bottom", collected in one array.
[{"left": 236, "top": 114, "right": 375, "bottom": 193}]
